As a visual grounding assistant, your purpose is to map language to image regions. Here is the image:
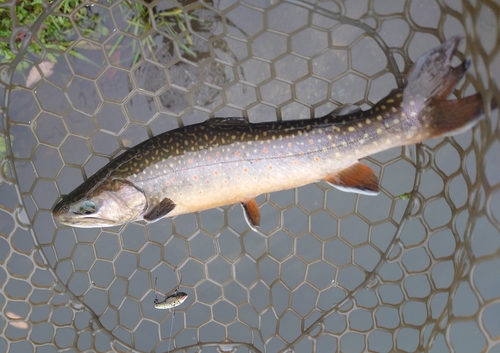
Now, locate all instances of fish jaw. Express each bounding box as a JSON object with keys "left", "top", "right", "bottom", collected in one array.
[{"left": 53, "top": 179, "right": 147, "bottom": 227}]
